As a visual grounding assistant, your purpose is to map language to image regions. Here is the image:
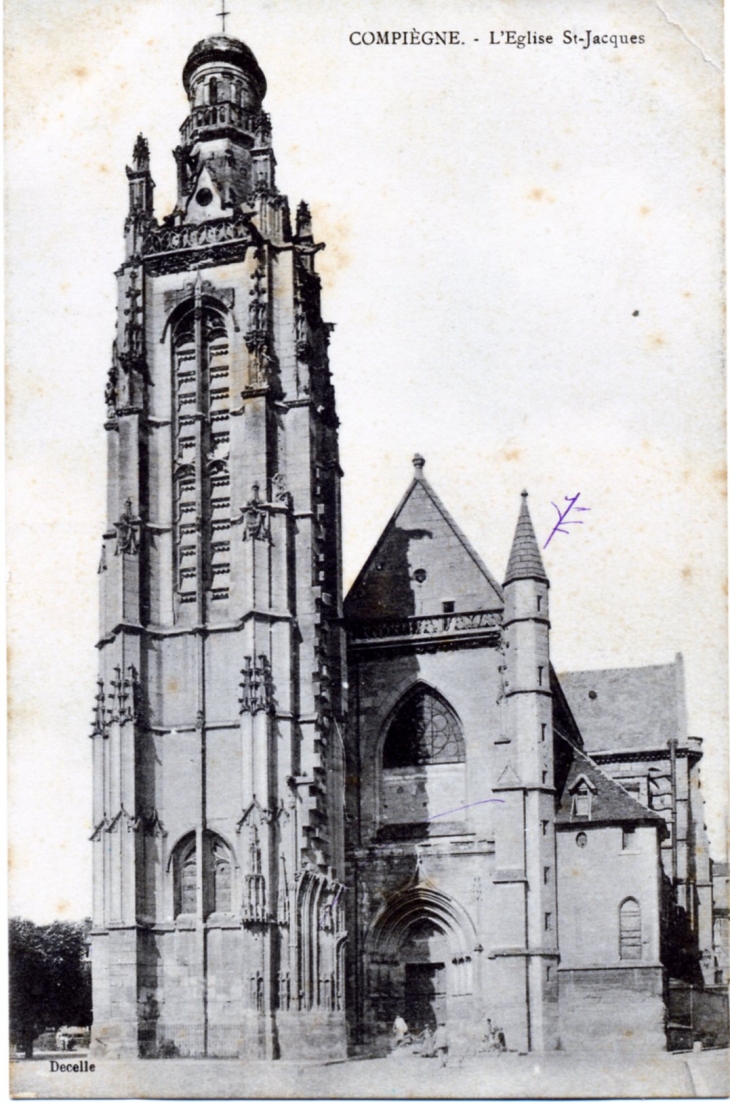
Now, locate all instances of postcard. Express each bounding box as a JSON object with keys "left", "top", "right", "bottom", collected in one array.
[{"left": 7, "top": 0, "right": 728, "bottom": 1097}]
